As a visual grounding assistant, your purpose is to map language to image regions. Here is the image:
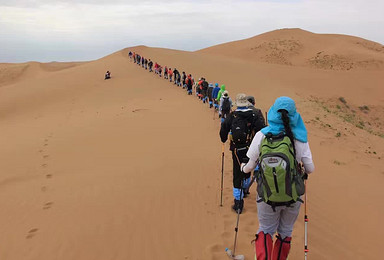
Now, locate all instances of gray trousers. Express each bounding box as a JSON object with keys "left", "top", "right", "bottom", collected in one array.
[{"left": 257, "top": 200, "right": 301, "bottom": 239}]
